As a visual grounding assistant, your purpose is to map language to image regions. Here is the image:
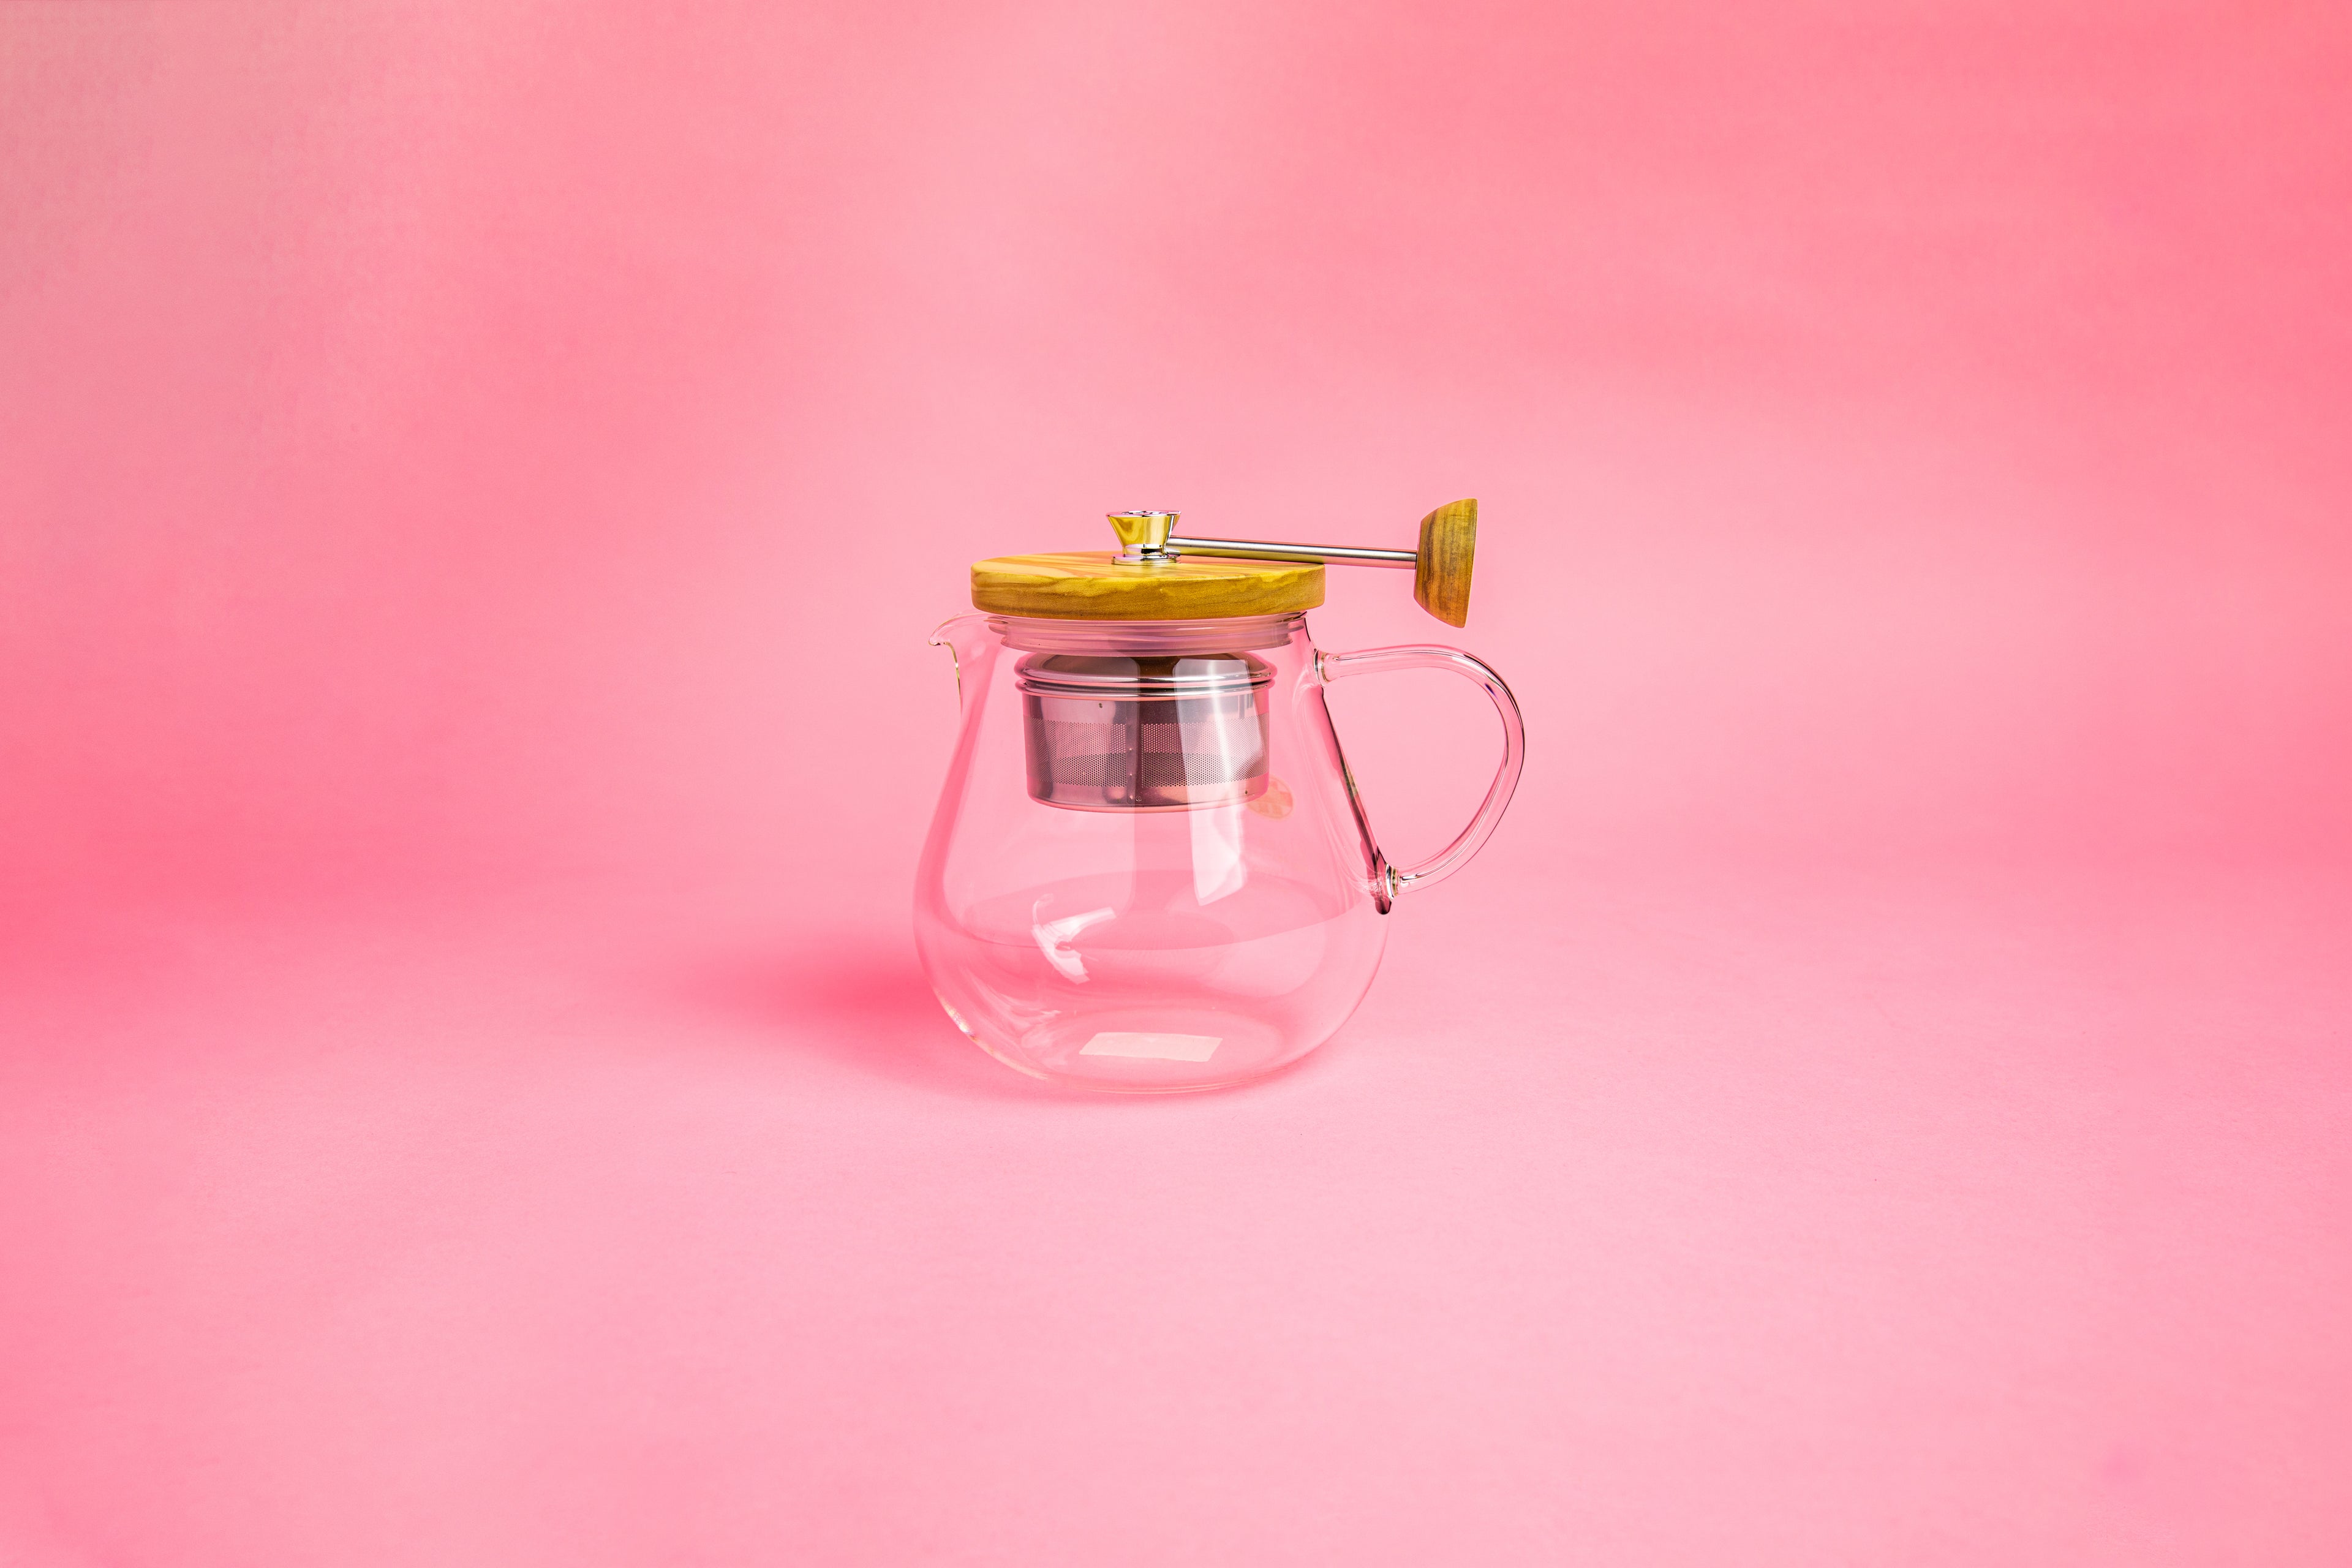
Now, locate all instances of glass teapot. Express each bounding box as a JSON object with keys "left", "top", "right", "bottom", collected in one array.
[{"left": 916, "top": 502, "right": 1524, "bottom": 1091}]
